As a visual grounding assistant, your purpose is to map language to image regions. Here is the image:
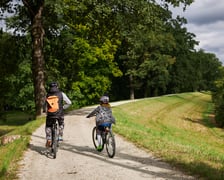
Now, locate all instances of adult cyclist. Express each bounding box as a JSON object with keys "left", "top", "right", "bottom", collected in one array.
[{"left": 43, "top": 82, "right": 72, "bottom": 148}]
